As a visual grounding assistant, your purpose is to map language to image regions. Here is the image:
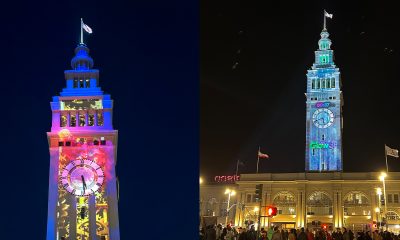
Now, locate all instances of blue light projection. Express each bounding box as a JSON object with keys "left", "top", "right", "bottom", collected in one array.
[{"left": 305, "top": 28, "right": 343, "bottom": 171}]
